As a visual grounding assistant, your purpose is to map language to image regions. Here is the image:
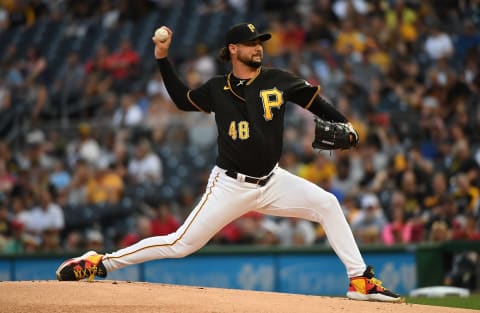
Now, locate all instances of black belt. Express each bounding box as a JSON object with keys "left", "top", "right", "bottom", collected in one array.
[{"left": 225, "top": 170, "right": 274, "bottom": 186}]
